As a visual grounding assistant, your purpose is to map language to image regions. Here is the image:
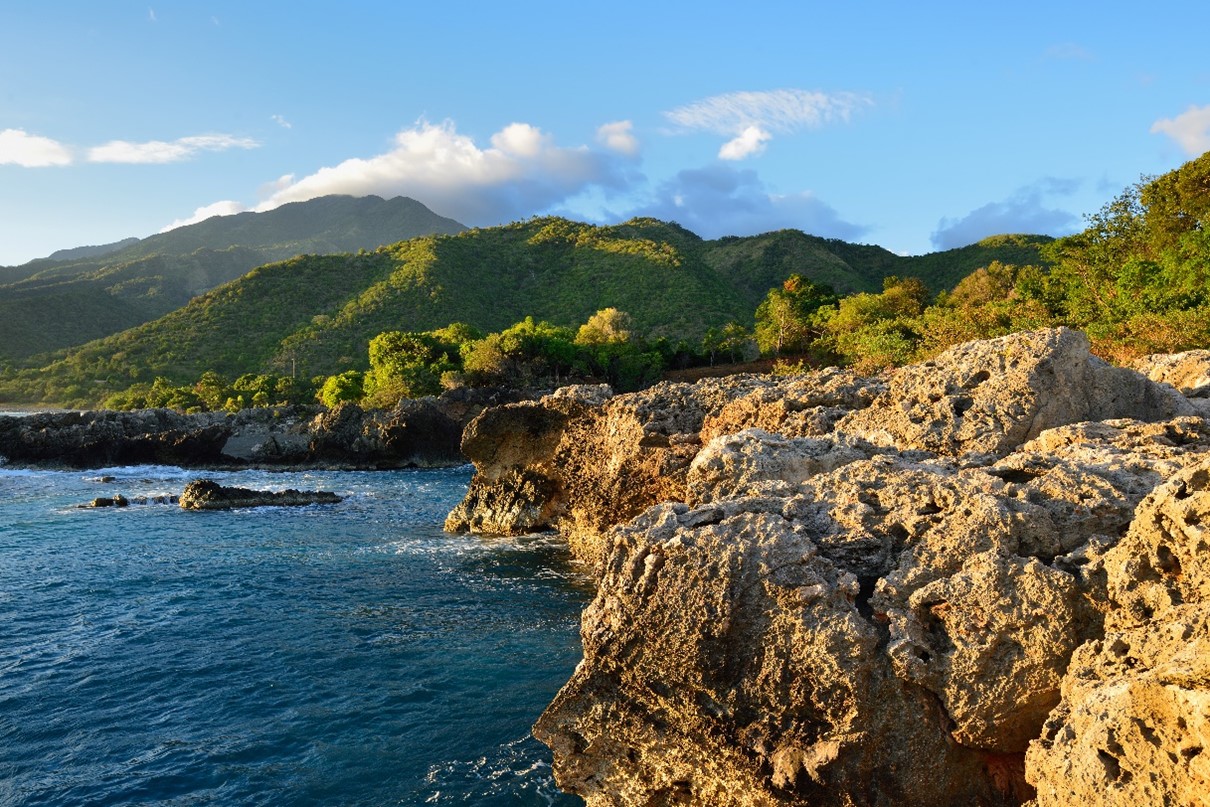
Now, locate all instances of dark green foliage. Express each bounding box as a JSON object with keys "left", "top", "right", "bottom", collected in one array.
[
  {"left": 0, "top": 195, "right": 466, "bottom": 361},
  {"left": 898, "top": 234, "right": 1054, "bottom": 293},
  {"left": 1, "top": 211, "right": 1062, "bottom": 407},
  {"left": 460, "top": 317, "right": 582, "bottom": 389},
  {"left": 362, "top": 328, "right": 467, "bottom": 405},
  {"left": 103, "top": 371, "right": 310, "bottom": 413}
]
